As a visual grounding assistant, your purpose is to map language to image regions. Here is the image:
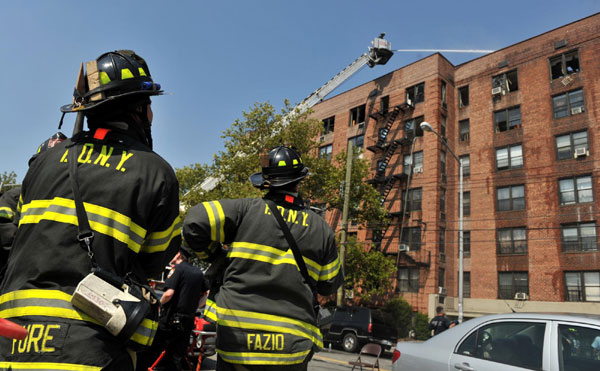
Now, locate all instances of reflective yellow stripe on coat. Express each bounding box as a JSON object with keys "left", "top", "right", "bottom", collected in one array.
[{"left": 0, "top": 361, "right": 101, "bottom": 370}]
